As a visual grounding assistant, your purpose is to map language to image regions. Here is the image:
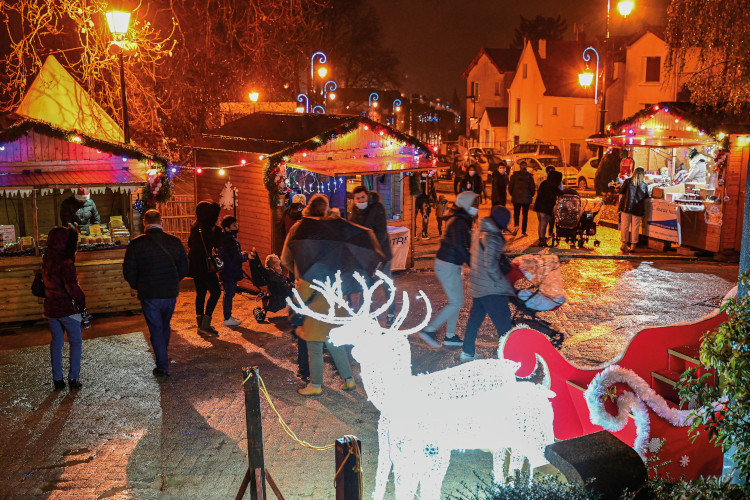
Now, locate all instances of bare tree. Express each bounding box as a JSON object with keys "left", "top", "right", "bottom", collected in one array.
[{"left": 511, "top": 15, "right": 568, "bottom": 50}]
